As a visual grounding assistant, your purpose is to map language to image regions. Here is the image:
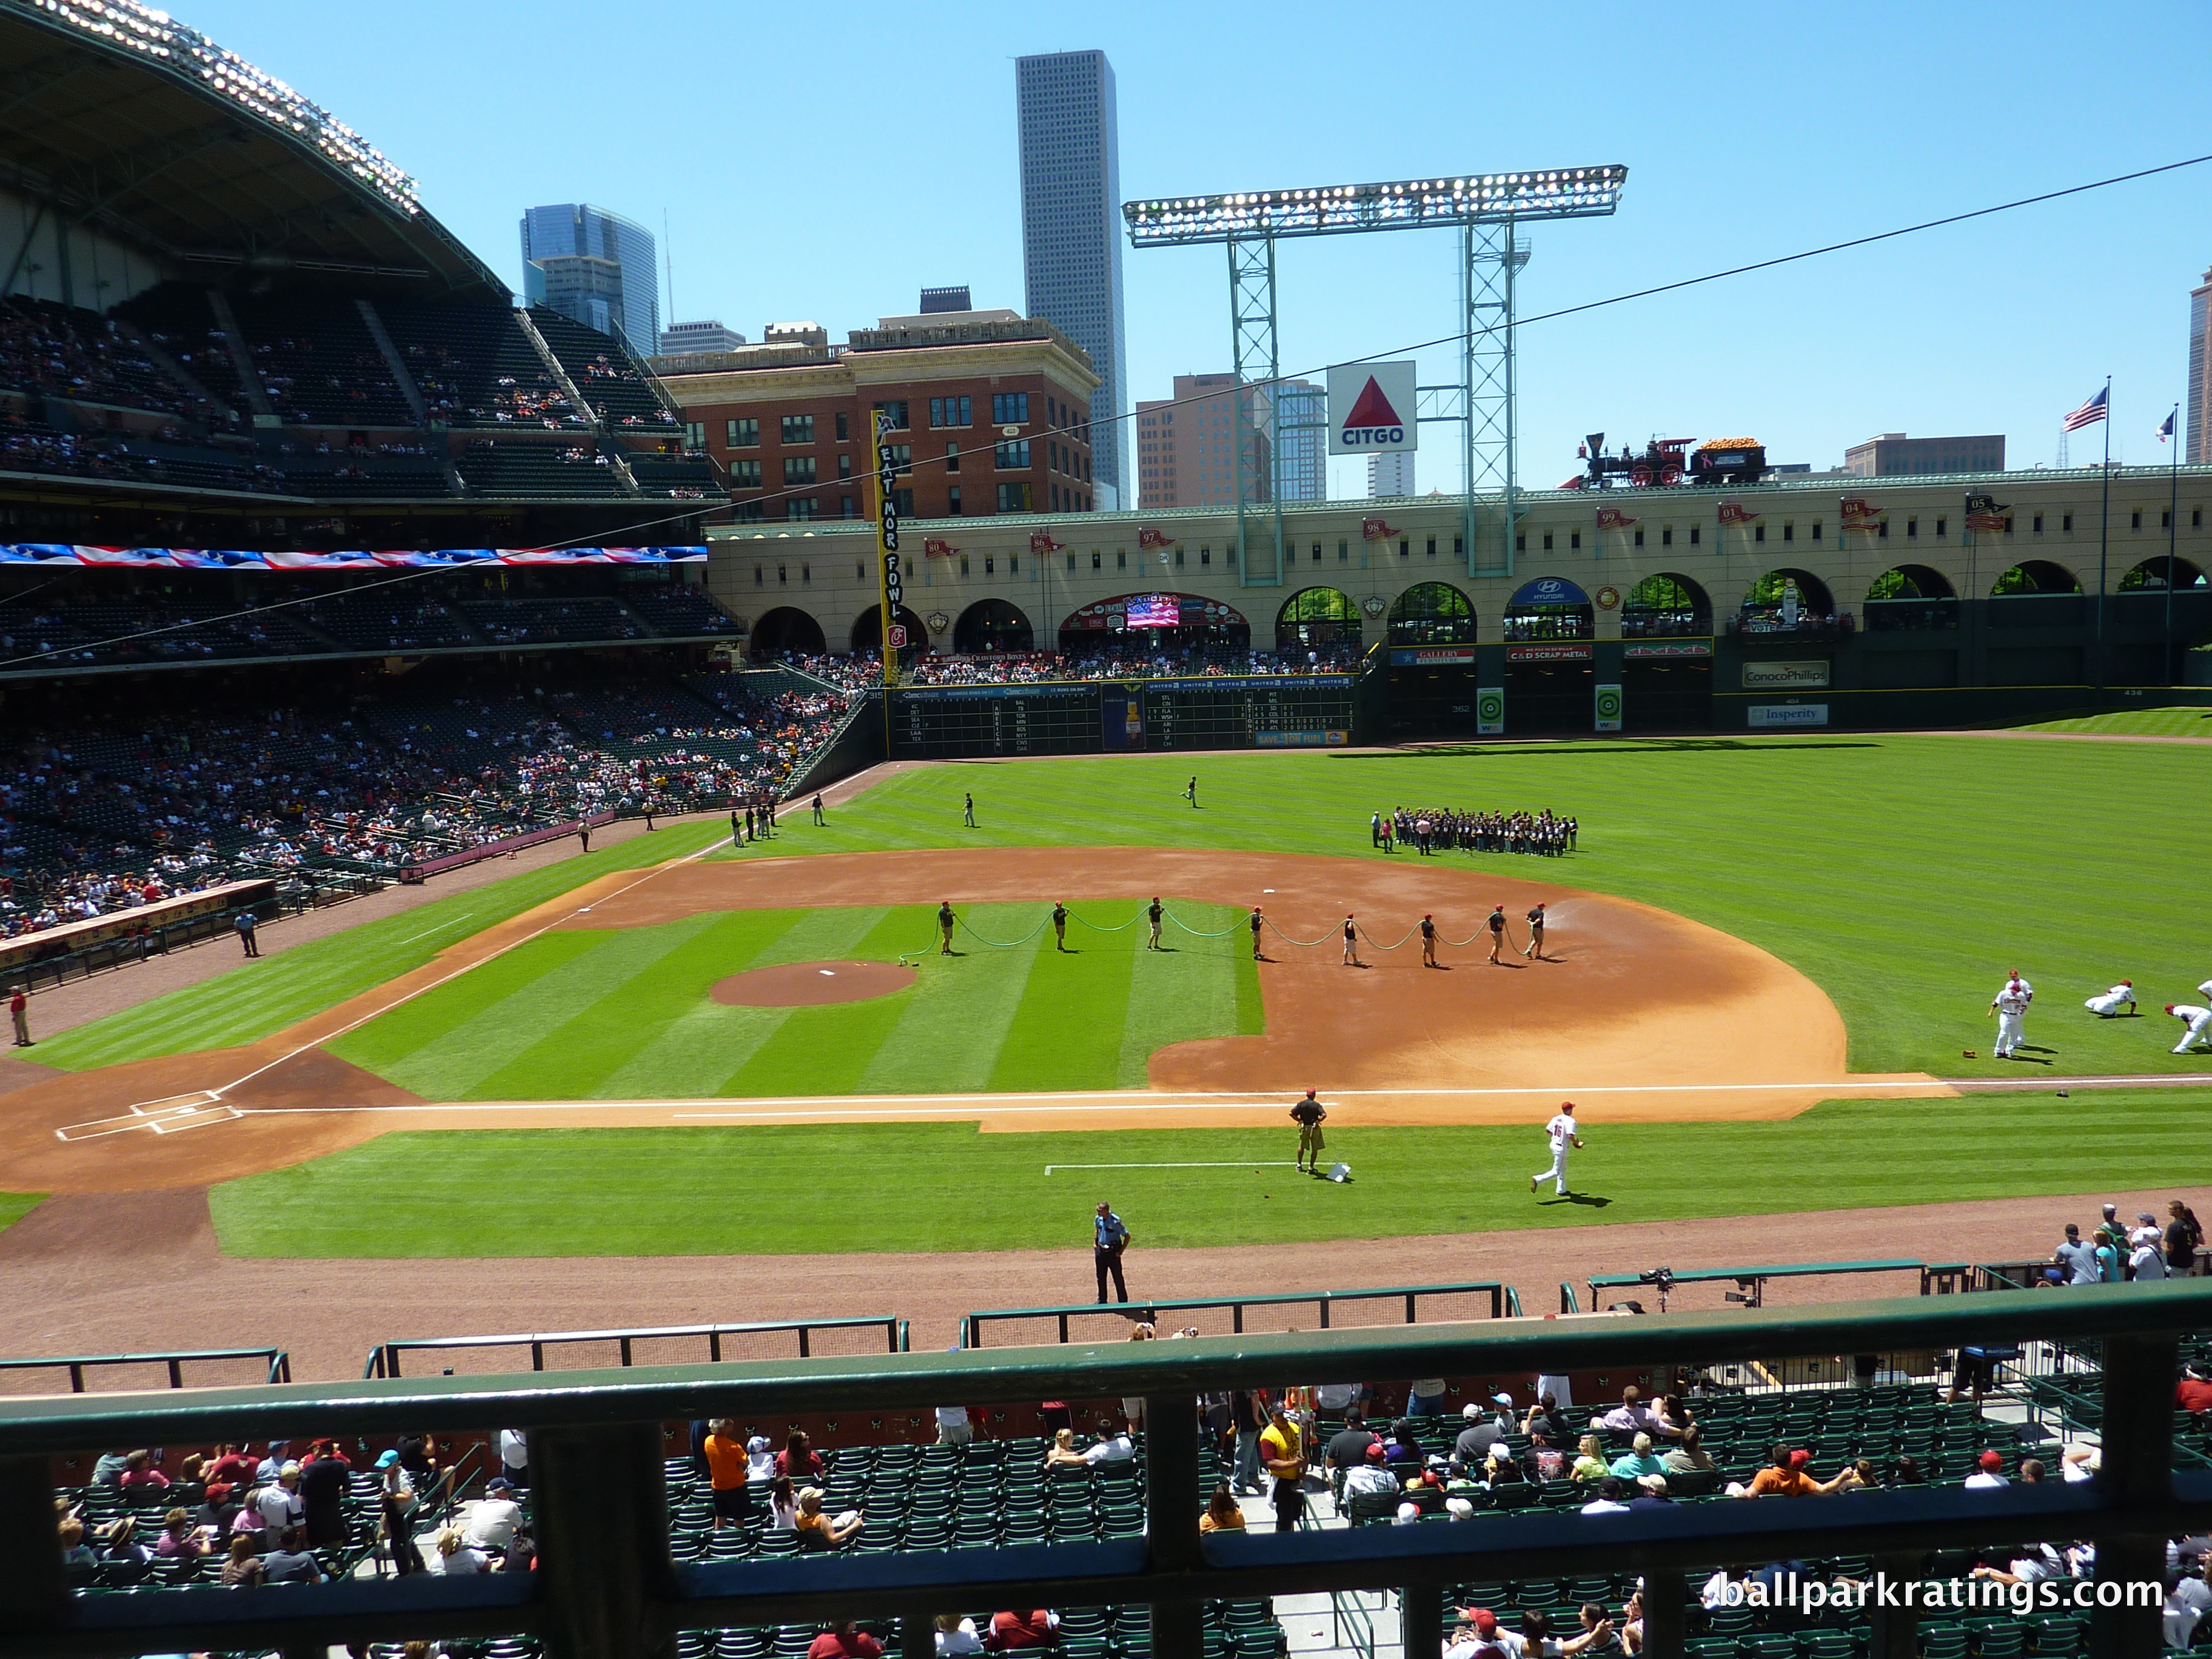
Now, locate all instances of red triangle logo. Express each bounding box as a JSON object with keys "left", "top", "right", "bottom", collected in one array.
[{"left": 1342, "top": 376, "right": 1403, "bottom": 429}]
